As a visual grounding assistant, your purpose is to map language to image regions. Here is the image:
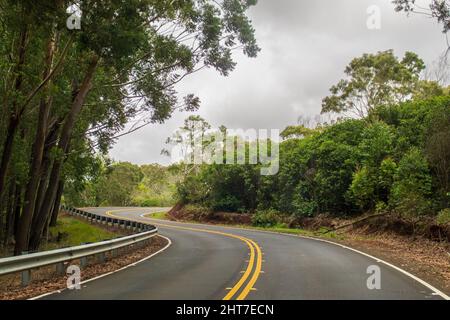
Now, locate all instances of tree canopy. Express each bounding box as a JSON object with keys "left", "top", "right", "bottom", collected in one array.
[{"left": 321, "top": 50, "right": 425, "bottom": 118}]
